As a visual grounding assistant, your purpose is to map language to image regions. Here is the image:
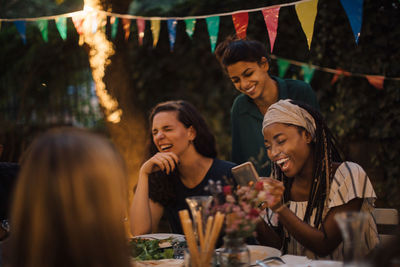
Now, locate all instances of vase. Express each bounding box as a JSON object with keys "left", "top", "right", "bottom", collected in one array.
[{"left": 218, "top": 236, "right": 250, "bottom": 267}]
